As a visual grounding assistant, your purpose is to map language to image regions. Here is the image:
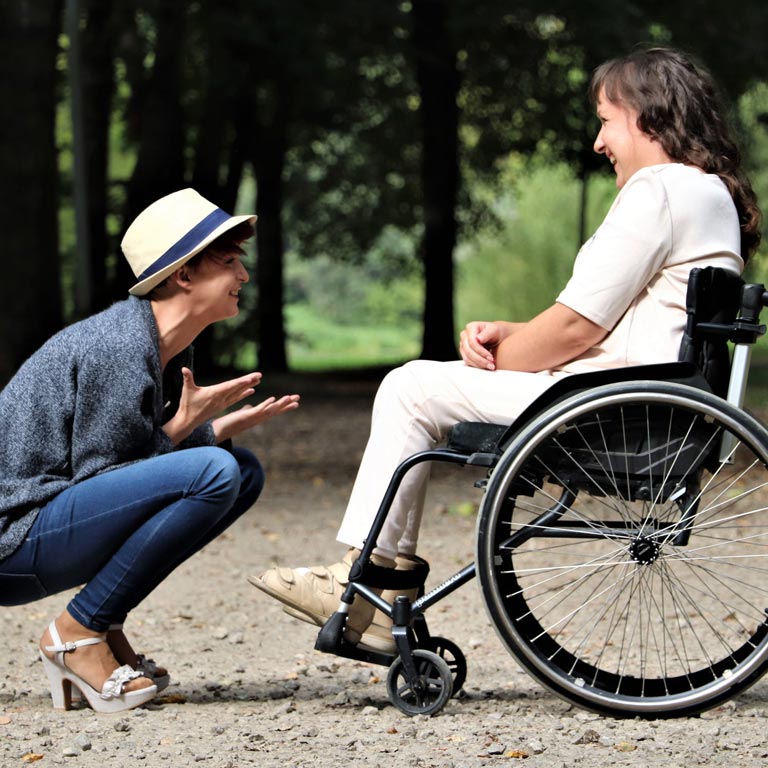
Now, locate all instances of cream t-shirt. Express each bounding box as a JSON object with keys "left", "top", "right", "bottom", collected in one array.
[{"left": 553, "top": 163, "right": 743, "bottom": 375}]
